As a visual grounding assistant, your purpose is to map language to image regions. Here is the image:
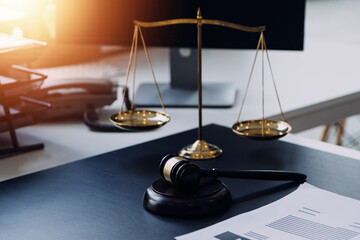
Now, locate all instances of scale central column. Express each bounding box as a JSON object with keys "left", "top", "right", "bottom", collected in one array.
[
  {"left": 179, "top": 9, "right": 223, "bottom": 160},
  {"left": 197, "top": 9, "right": 203, "bottom": 141}
]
